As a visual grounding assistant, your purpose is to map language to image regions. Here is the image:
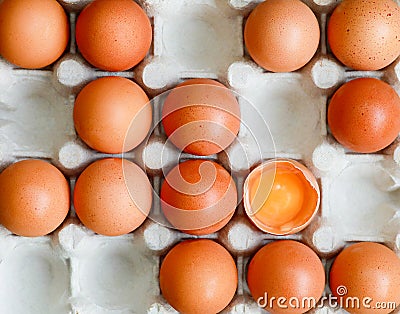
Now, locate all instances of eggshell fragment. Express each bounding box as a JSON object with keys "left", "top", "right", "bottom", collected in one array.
[
  {"left": 160, "top": 159, "right": 237, "bottom": 235},
  {"left": 247, "top": 240, "right": 325, "bottom": 314},
  {"left": 73, "top": 158, "right": 152, "bottom": 236},
  {"left": 160, "top": 239, "right": 237, "bottom": 314},
  {"left": 0, "top": 0, "right": 69, "bottom": 69},
  {"left": 244, "top": 0, "right": 320, "bottom": 72},
  {"left": 328, "top": 0, "right": 400, "bottom": 71},
  {"left": 0, "top": 159, "right": 70, "bottom": 237},
  {"left": 162, "top": 79, "right": 240, "bottom": 156},
  {"left": 330, "top": 242, "right": 400, "bottom": 314}
]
